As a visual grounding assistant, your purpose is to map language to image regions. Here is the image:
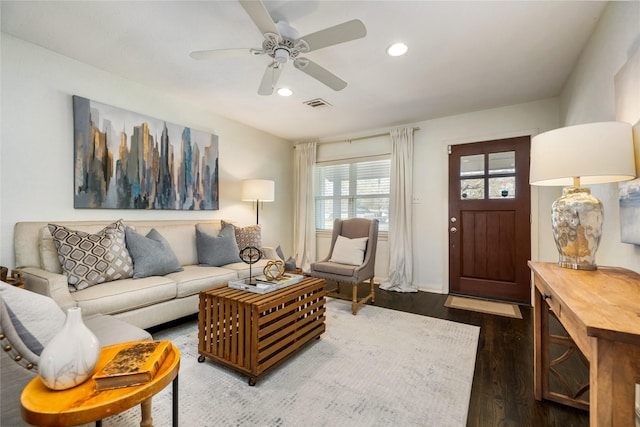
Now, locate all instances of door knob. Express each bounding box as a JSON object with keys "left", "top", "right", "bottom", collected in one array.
[
  {"left": 450, "top": 227, "right": 457, "bottom": 233},
  {"left": 450, "top": 217, "right": 457, "bottom": 223}
]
